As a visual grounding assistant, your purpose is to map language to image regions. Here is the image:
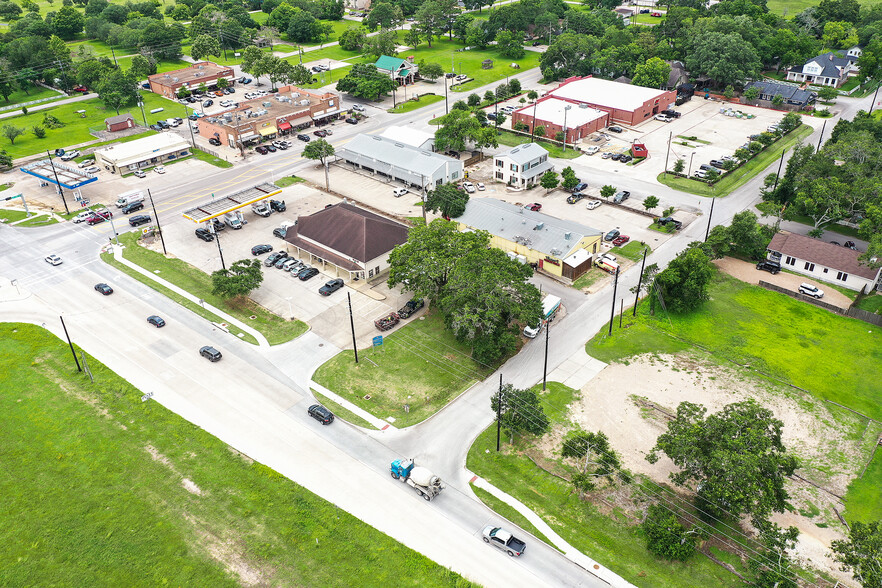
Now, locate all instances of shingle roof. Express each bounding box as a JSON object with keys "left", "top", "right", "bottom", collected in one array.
[
  {"left": 793, "top": 51, "right": 855, "bottom": 78},
  {"left": 768, "top": 232, "right": 879, "bottom": 280},
  {"left": 745, "top": 81, "right": 815, "bottom": 104},
  {"left": 496, "top": 142, "right": 549, "bottom": 165},
  {"left": 105, "top": 113, "right": 134, "bottom": 125},
  {"left": 289, "top": 202, "right": 408, "bottom": 263}
]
